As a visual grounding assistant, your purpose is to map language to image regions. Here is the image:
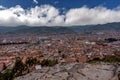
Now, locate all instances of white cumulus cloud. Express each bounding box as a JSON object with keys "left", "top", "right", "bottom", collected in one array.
[
  {"left": 65, "top": 6, "right": 120, "bottom": 26},
  {"left": 0, "top": 5, "right": 64, "bottom": 26},
  {"left": 0, "top": 5, "right": 120, "bottom": 26},
  {"left": 33, "top": 0, "right": 38, "bottom": 4},
  {"left": 0, "top": 5, "right": 6, "bottom": 9}
]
